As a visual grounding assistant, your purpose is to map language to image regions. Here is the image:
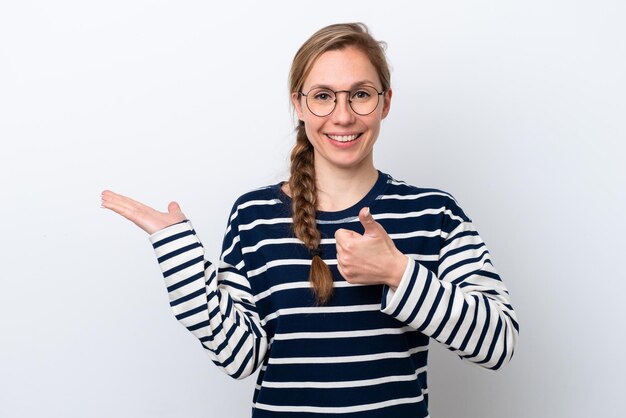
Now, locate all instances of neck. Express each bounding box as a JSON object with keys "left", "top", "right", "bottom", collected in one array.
[{"left": 314, "top": 157, "right": 378, "bottom": 212}]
